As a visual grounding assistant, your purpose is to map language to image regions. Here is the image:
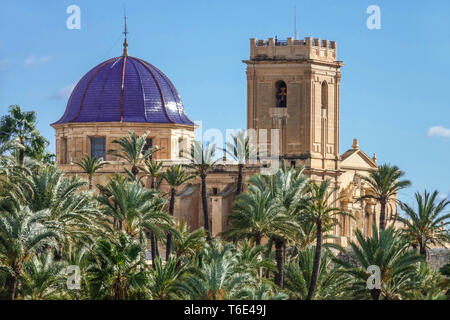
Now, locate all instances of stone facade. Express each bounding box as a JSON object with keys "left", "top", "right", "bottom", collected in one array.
[
  {"left": 52, "top": 35, "right": 397, "bottom": 245},
  {"left": 242, "top": 37, "right": 389, "bottom": 245},
  {"left": 52, "top": 122, "right": 195, "bottom": 165}
]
